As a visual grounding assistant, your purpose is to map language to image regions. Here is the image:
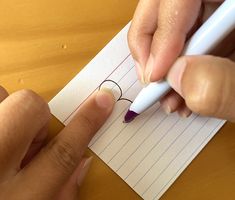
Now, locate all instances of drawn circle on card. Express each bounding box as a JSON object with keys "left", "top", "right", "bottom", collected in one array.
[{"left": 98, "top": 79, "right": 132, "bottom": 103}]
